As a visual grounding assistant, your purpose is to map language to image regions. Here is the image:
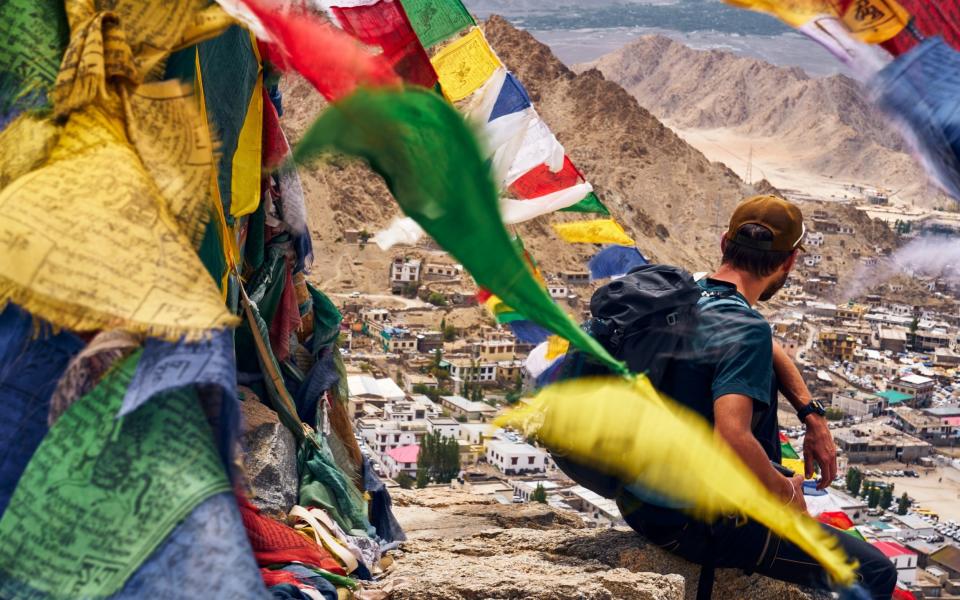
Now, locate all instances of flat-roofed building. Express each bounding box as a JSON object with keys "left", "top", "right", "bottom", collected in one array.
[
  {"left": 440, "top": 395, "right": 497, "bottom": 422},
  {"left": 486, "top": 441, "right": 547, "bottom": 475},
  {"left": 889, "top": 374, "right": 936, "bottom": 407},
  {"left": 890, "top": 406, "right": 956, "bottom": 446}
]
